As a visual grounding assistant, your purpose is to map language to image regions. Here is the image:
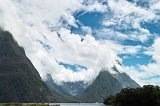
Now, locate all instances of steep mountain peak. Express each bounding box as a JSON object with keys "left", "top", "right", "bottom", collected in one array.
[
  {"left": 112, "top": 59, "right": 124, "bottom": 73},
  {"left": 80, "top": 68, "right": 122, "bottom": 102},
  {"left": 111, "top": 62, "right": 140, "bottom": 88},
  {"left": 79, "top": 67, "right": 140, "bottom": 102},
  {"left": 115, "top": 59, "right": 122, "bottom": 66},
  {"left": 100, "top": 59, "right": 124, "bottom": 75},
  {"left": 101, "top": 66, "right": 118, "bottom": 75},
  {"left": 0, "top": 31, "right": 67, "bottom": 102}
]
